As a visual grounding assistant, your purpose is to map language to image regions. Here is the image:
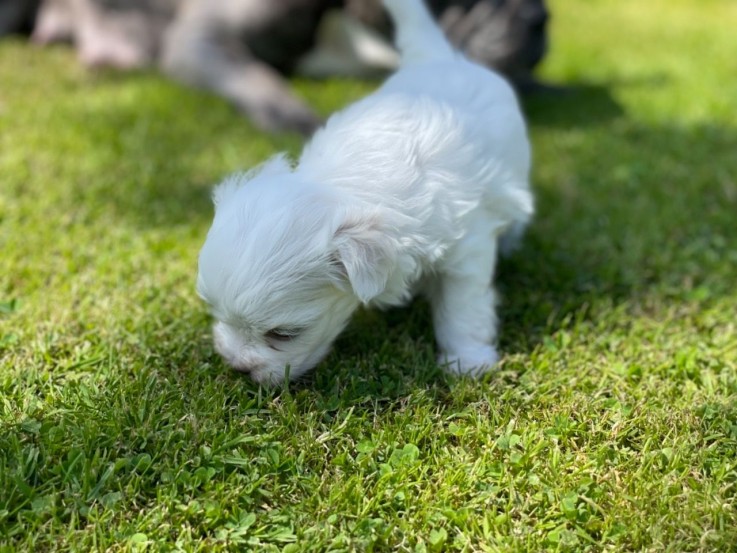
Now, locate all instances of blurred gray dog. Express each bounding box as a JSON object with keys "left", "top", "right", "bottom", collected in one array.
[{"left": 7, "top": 0, "right": 549, "bottom": 134}]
